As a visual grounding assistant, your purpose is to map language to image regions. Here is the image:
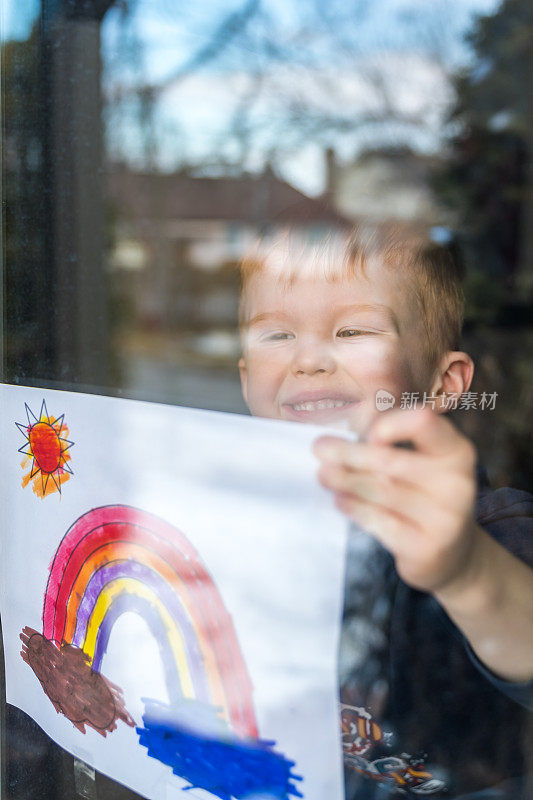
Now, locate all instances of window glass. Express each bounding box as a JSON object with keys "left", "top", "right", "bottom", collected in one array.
[{"left": 2, "top": 1, "right": 532, "bottom": 798}]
